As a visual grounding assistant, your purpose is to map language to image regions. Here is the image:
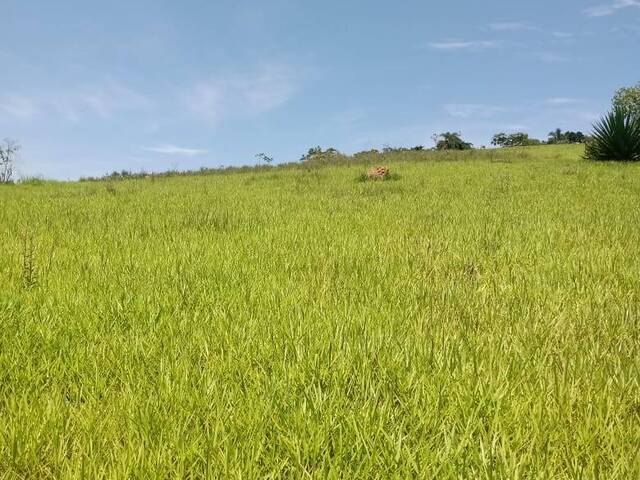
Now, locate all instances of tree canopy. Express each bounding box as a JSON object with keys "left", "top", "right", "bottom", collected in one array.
[{"left": 613, "top": 83, "right": 640, "bottom": 118}]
